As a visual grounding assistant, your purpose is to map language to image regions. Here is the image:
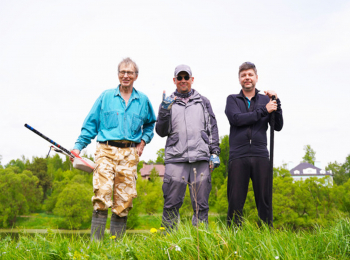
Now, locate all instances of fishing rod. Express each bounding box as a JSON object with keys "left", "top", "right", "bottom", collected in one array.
[{"left": 24, "top": 123, "right": 95, "bottom": 172}]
